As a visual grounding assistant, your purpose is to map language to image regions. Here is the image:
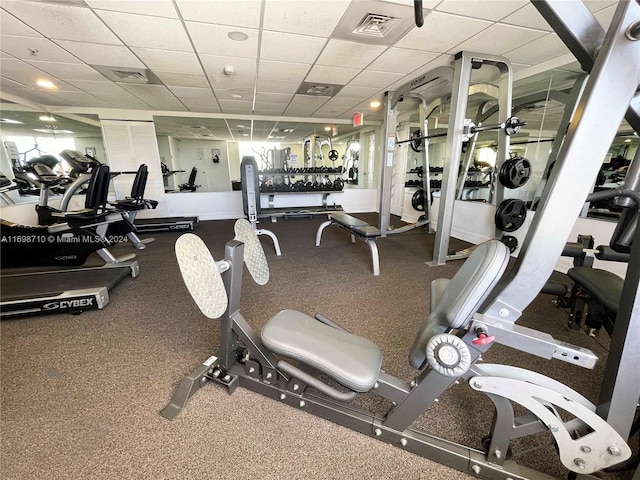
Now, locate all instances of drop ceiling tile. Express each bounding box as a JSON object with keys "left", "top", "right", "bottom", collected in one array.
[
  {"left": 504, "top": 34, "right": 571, "bottom": 66},
  {"left": 180, "top": 101, "right": 222, "bottom": 114},
  {"left": 209, "top": 75, "right": 255, "bottom": 90},
  {"left": 90, "top": 90, "right": 153, "bottom": 109},
  {"left": 1, "top": 0, "right": 122, "bottom": 44},
  {"left": 215, "top": 89, "right": 254, "bottom": 101},
  {"left": 175, "top": 0, "right": 261, "bottom": 28},
  {"left": 200, "top": 54, "right": 257, "bottom": 78},
  {"left": 119, "top": 84, "right": 187, "bottom": 110},
  {"left": 1, "top": 35, "right": 81, "bottom": 63},
  {"left": 263, "top": 0, "right": 351, "bottom": 37},
  {"left": 219, "top": 98, "right": 253, "bottom": 111},
  {"left": 253, "top": 106, "right": 286, "bottom": 116},
  {"left": 305, "top": 65, "right": 360, "bottom": 85},
  {"left": 256, "top": 78, "right": 300, "bottom": 94},
  {"left": 24, "top": 60, "right": 106, "bottom": 81},
  {"left": 154, "top": 71, "right": 209, "bottom": 88},
  {"left": 396, "top": 11, "right": 492, "bottom": 52},
  {"left": 435, "top": 0, "right": 527, "bottom": 21},
  {"left": 379, "top": 0, "right": 442, "bottom": 8},
  {"left": 0, "top": 9, "right": 41, "bottom": 37},
  {"left": 132, "top": 48, "right": 203, "bottom": 75},
  {"left": 451, "top": 23, "right": 547, "bottom": 56},
  {"left": 583, "top": 0, "right": 618, "bottom": 13},
  {"left": 96, "top": 10, "right": 192, "bottom": 52},
  {"left": 258, "top": 60, "right": 311, "bottom": 83},
  {"left": 53, "top": 41, "right": 144, "bottom": 68},
  {"left": 335, "top": 85, "right": 381, "bottom": 99},
  {"left": 367, "top": 47, "right": 439, "bottom": 75},
  {"left": 85, "top": 0, "right": 178, "bottom": 18},
  {"left": 349, "top": 70, "right": 405, "bottom": 89},
  {"left": 260, "top": 31, "right": 326, "bottom": 63},
  {"left": 500, "top": 3, "right": 554, "bottom": 31},
  {"left": 48, "top": 91, "right": 112, "bottom": 107},
  {"left": 315, "top": 39, "right": 387, "bottom": 69},
  {"left": 66, "top": 80, "right": 128, "bottom": 94},
  {"left": 322, "top": 96, "right": 361, "bottom": 108},
  {"left": 186, "top": 22, "right": 258, "bottom": 58},
  {"left": 168, "top": 86, "right": 214, "bottom": 99},
  {"left": 313, "top": 105, "right": 348, "bottom": 117},
  {"left": 0, "top": 57, "right": 72, "bottom": 88},
  {"left": 287, "top": 95, "right": 329, "bottom": 107},
  {"left": 593, "top": 4, "right": 617, "bottom": 29},
  {"left": 255, "top": 92, "right": 293, "bottom": 104}
]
